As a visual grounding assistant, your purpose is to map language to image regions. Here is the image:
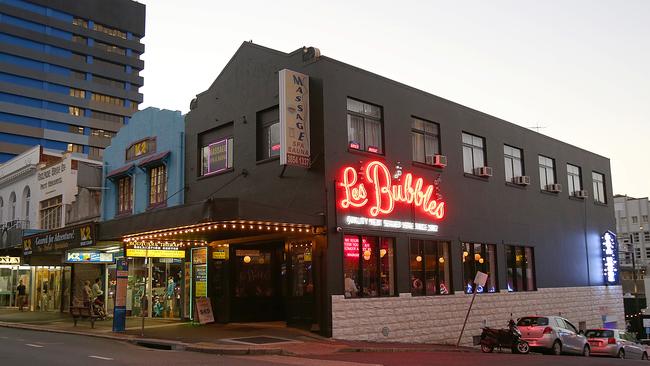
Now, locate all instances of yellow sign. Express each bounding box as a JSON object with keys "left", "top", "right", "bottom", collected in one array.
[
  {"left": 126, "top": 248, "right": 185, "bottom": 258},
  {"left": 212, "top": 249, "right": 228, "bottom": 260}
]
